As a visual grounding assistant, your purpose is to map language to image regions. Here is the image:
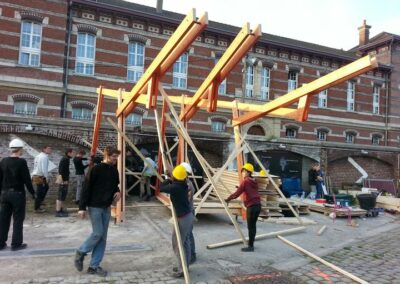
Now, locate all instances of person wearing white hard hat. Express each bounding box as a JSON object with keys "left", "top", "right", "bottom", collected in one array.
[
  {"left": 180, "top": 162, "right": 197, "bottom": 264},
  {"left": 0, "top": 138, "right": 35, "bottom": 251}
]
